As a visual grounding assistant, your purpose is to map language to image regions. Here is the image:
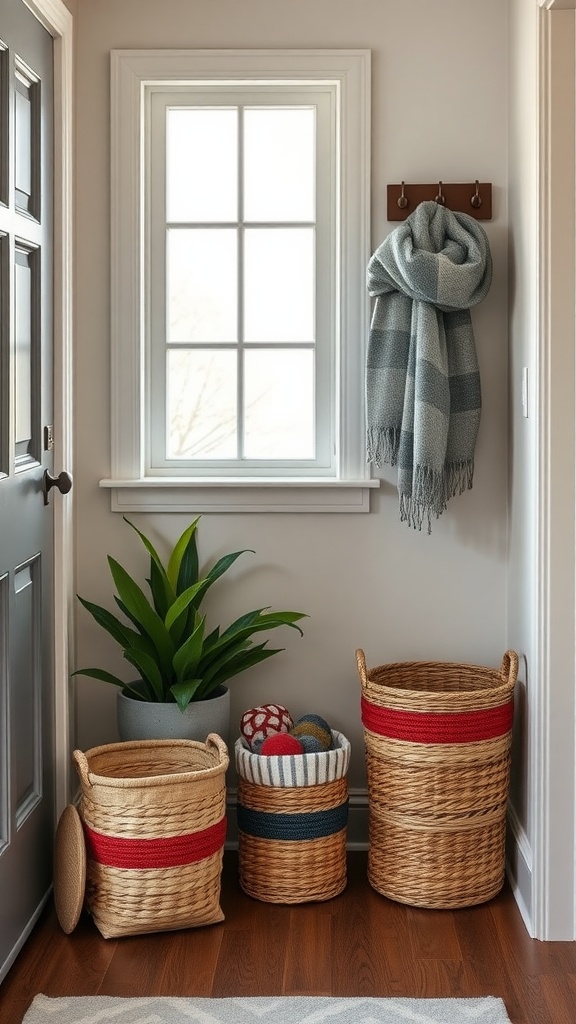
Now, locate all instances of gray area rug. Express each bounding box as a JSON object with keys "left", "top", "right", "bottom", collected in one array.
[{"left": 22, "top": 994, "right": 512, "bottom": 1024}]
